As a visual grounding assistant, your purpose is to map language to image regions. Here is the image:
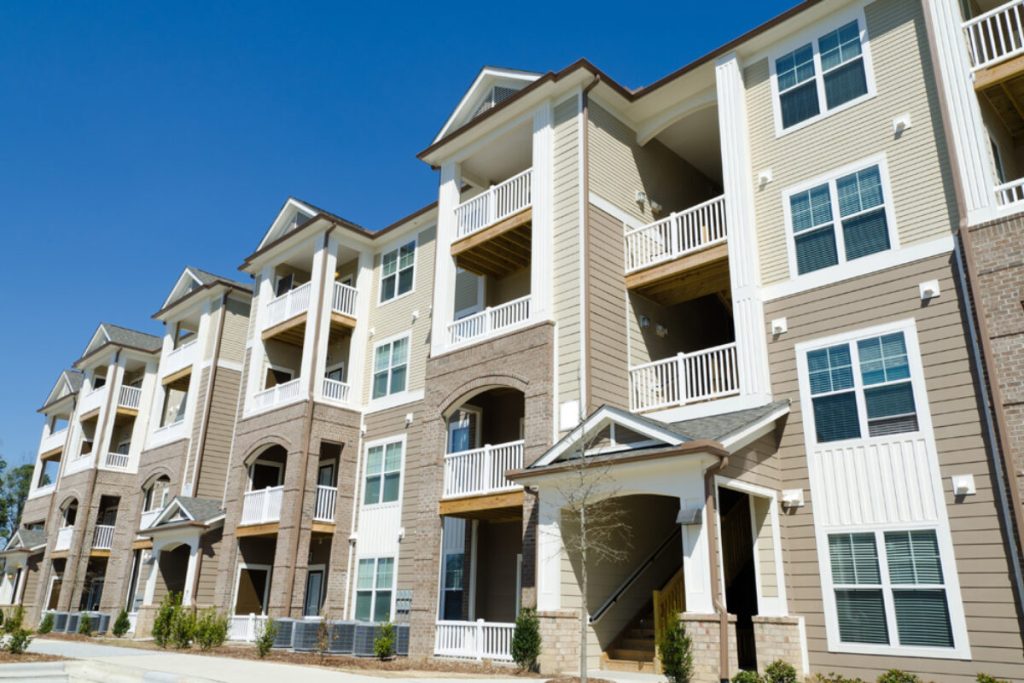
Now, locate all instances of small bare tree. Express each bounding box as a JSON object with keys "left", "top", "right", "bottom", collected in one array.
[{"left": 554, "top": 426, "right": 633, "bottom": 683}]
